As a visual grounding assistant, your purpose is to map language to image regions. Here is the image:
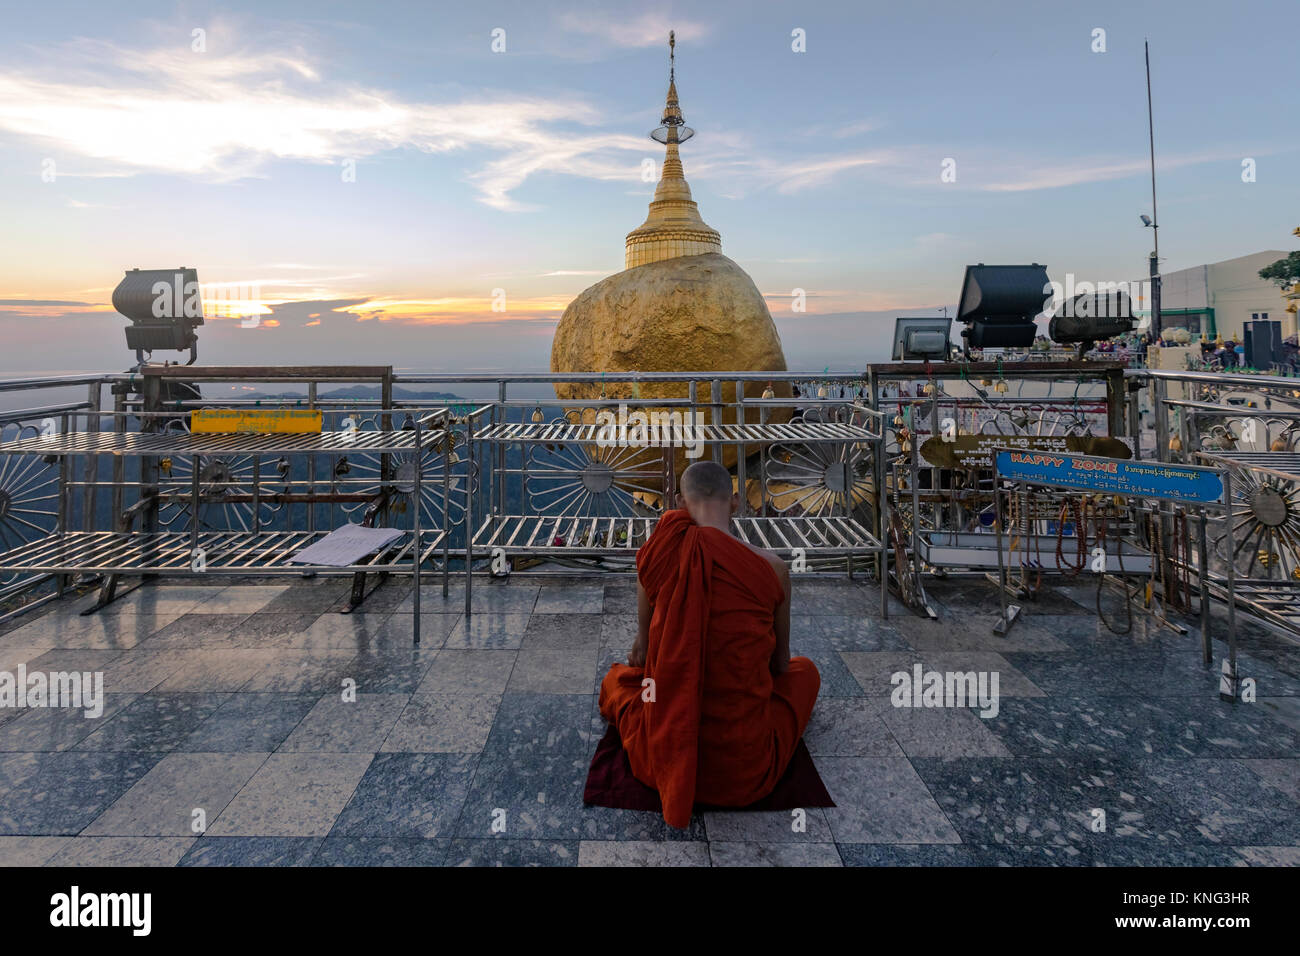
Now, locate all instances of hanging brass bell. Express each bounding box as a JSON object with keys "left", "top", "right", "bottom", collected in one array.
[
  {"left": 1169, "top": 435, "right": 1183, "bottom": 452},
  {"left": 761, "top": 383, "right": 775, "bottom": 400}
]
